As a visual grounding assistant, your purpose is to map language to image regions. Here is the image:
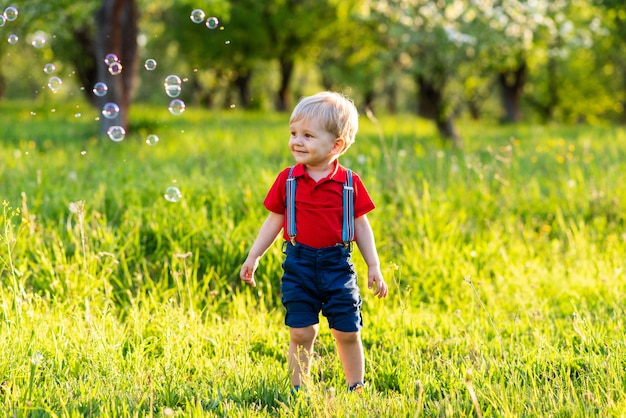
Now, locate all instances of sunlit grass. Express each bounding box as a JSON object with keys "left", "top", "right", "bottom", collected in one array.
[{"left": 1, "top": 101, "right": 625, "bottom": 416}]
